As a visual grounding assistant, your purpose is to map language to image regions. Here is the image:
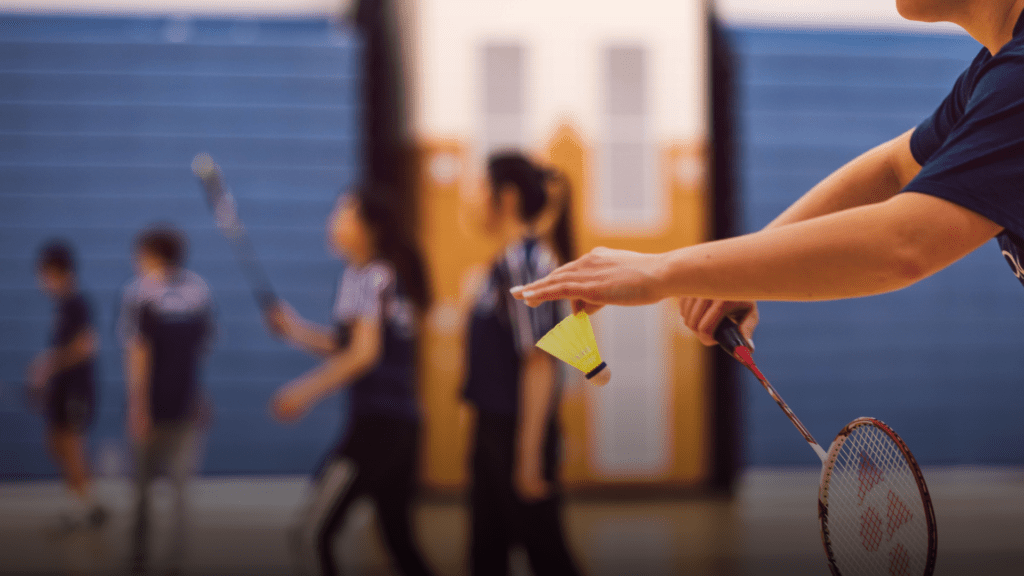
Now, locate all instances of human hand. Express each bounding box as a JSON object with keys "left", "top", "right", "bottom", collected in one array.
[
  {"left": 270, "top": 383, "right": 310, "bottom": 424},
  {"left": 264, "top": 301, "right": 298, "bottom": 340},
  {"left": 510, "top": 247, "right": 666, "bottom": 314},
  {"left": 514, "top": 462, "right": 551, "bottom": 503},
  {"left": 679, "top": 299, "right": 758, "bottom": 348}
]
